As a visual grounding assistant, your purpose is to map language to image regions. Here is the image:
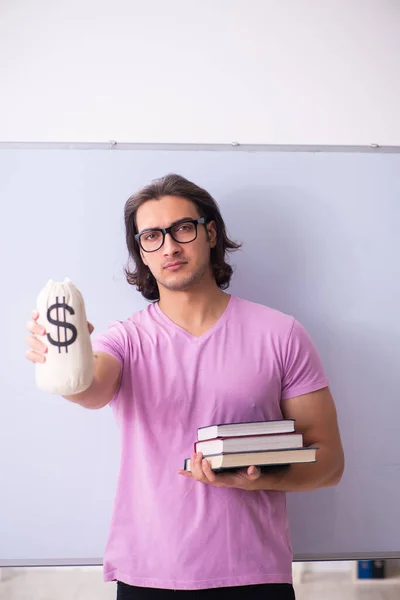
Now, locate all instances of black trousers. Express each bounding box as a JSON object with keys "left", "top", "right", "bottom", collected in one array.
[{"left": 117, "top": 581, "right": 295, "bottom": 599}]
